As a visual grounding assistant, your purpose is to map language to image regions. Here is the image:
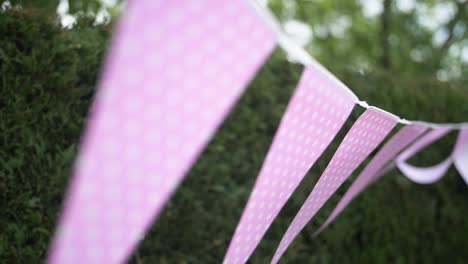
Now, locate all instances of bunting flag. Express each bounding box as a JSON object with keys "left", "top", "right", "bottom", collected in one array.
[
  {"left": 396, "top": 128, "right": 452, "bottom": 184},
  {"left": 46, "top": 0, "right": 468, "bottom": 262},
  {"left": 272, "top": 108, "right": 397, "bottom": 264},
  {"left": 453, "top": 129, "right": 468, "bottom": 184},
  {"left": 313, "top": 124, "right": 428, "bottom": 236},
  {"left": 48, "top": 0, "right": 275, "bottom": 263},
  {"left": 397, "top": 128, "right": 468, "bottom": 184},
  {"left": 223, "top": 67, "right": 355, "bottom": 264}
]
